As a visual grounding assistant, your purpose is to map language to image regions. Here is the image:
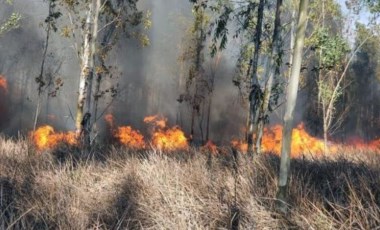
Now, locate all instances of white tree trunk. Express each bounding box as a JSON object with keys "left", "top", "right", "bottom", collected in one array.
[
  {"left": 277, "top": 0, "right": 309, "bottom": 213},
  {"left": 75, "top": 0, "right": 97, "bottom": 136}
]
